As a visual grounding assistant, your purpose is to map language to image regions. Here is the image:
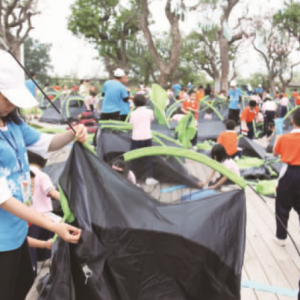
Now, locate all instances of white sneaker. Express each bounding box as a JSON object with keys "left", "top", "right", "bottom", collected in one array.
[
  {"left": 193, "top": 146, "right": 198, "bottom": 151},
  {"left": 146, "top": 178, "right": 159, "bottom": 186},
  {"left": 273, "top": 237, "right": 286, "bottom": 247}
]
